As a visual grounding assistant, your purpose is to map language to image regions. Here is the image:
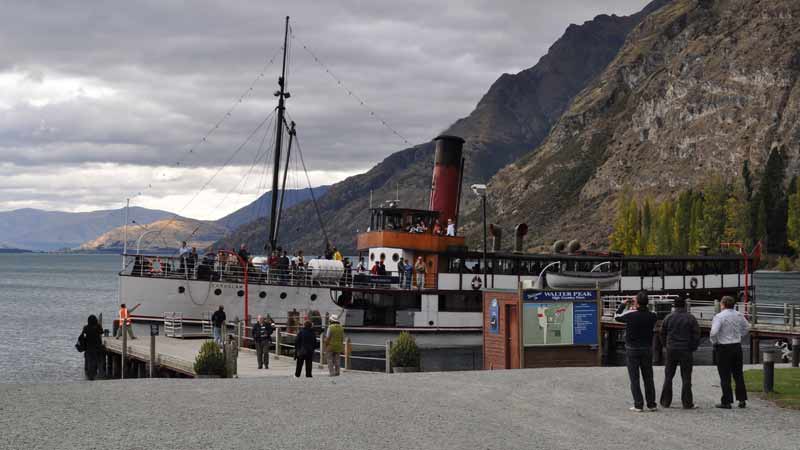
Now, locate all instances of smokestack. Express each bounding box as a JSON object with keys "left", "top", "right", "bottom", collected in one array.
[
  {"left": 429, "top": 135, "right": 465, "bottom": 232},
  {"left": 489, "top": 224, "right": 502, "bottom": 252},
  {"left": 513, "top": 223, "right": 528, "bottom": 253}
]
